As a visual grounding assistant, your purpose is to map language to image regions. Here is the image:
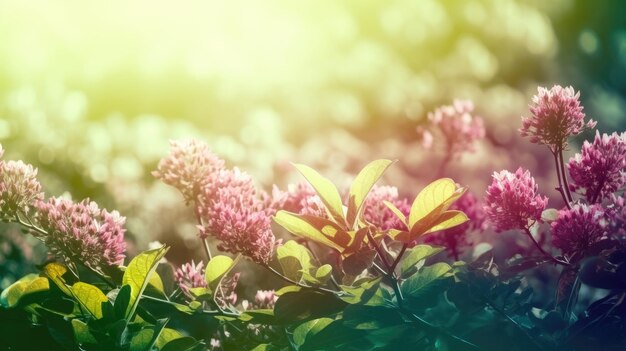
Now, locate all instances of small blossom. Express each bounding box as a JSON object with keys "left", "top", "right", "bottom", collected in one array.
[
  {"left": 362, "top": 185, "right": 410, "bottom": 231},
  {"left": 425, "top": 192, "right": 486, "bottom": 259},
  {"left": 568, "top": 131, "right": 626, "bottom": 203},
  {"left": 552, "top": 204, "right": 606, "bottom": 256},
  {"left": 484, "top": 168, "right": 548, "bottom": 232},
  {"left": 175, "top": 260, "right": 206, "bottom": 296},
  {"left": 153, "top": 139, "right": 225, "bottom": 204},
  {"left": 606, "top": 195, "right": 626, "bottom": 237},
  {"left": 35, "top": 197, "right": 126, "bottom": 271},
  {"left": 197, "top": 168, "right": 276, "bottom": 264},
  {"left": 216, "top": 272, "right": 240, "bottom": 307},
  {"left": 281, "top": 182, "right": 327, "bottom": 218},
  {"left": 242, "top": 290, "right": 278, "bottom": 311},
  {"left": 427, "top": 99, "right": 485, "bottom": 156},
  {"left": 520, "top": 85, "right": 596, "bottom": 152},
  {"left": 0, "top": 160, "right": 44, "bottom": 218},
  {"left": 209, "top": 338, "right": 221, "bottom": 350}
]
